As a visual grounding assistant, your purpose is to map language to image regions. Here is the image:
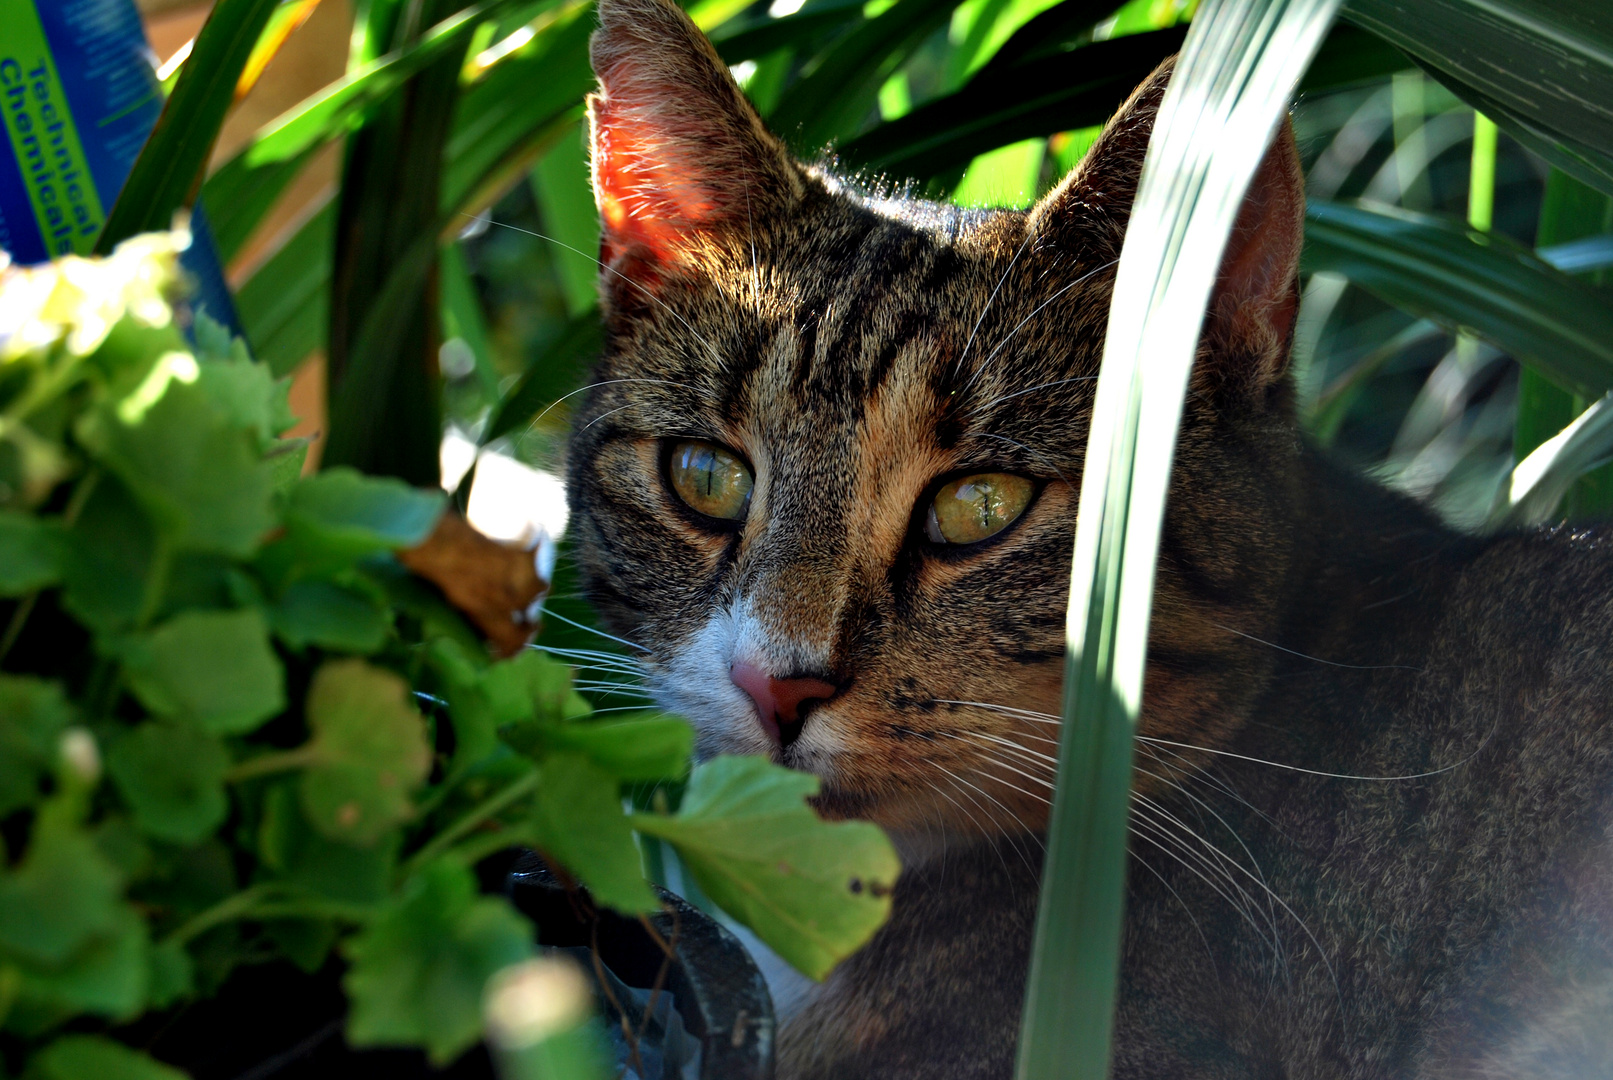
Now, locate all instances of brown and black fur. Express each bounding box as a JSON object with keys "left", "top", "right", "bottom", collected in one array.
[{"left": 564, "top": 0, "right": 1613, "bottom": 1076}]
